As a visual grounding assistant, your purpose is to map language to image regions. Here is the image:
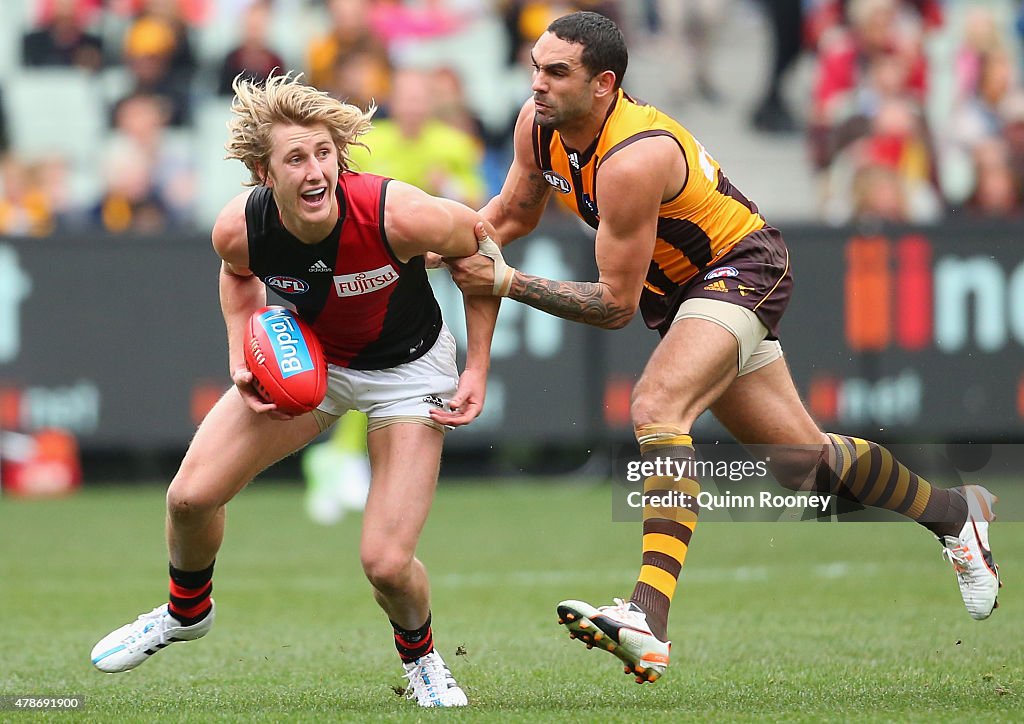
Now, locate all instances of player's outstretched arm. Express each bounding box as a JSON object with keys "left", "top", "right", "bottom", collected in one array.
[
  {"left": 384, "top": 181, "right": 500, "bottom": 427},
  {"left": 421, "top": 101, "right": 548, "bottom": 269},
  {"left": 450, "top": 138, "right": 669, "bottom": 330},
  {"left": 478, "top": 99, "right": 553, "bottom": 246},
  {"left": 211, "top": 190, "right": 291, "bottom": 418}
]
